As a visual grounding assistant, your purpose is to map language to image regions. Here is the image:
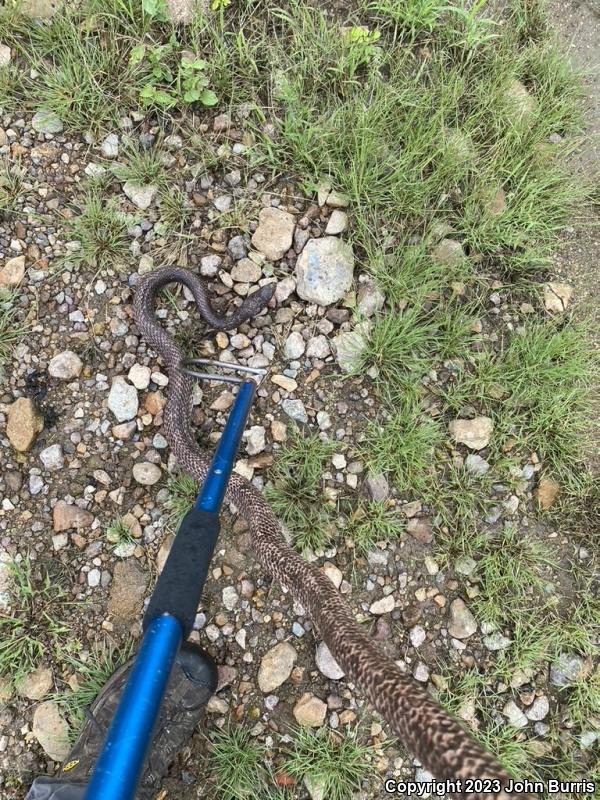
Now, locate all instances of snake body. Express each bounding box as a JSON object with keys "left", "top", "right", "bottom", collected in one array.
[{"left": 133, "top": 268, "right": 526, "bottom": 800}]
